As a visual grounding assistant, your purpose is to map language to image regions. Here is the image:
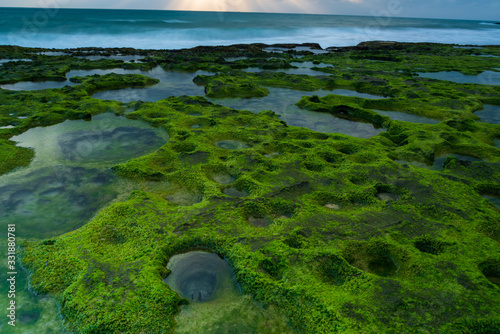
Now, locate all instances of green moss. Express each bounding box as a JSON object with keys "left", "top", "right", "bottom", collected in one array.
[
  {"left": 2, "top": 42, "right": 499, "bottom": 333},
  {"left": 0, "top": 139, "right": 34, "bottom": 174},
  {"left": 195, "top": 75, "right": 270, "bottom": 98},
  {"left": 70, "top": 73, "right": 159, "bottom": 95}
]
